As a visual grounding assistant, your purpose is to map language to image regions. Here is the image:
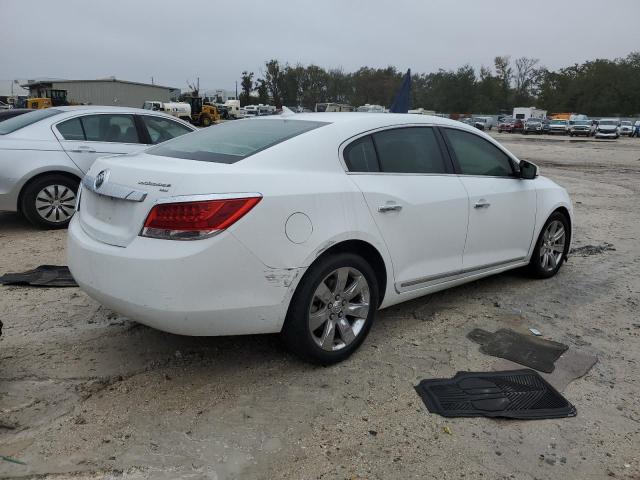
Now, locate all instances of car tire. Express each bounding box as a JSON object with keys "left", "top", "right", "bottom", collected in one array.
[
  {"left": 21, "top": 174, "right": 79, "bottom": 229},
  {"left": 527, "top": 211, "right": 570, "bottom": 279},
  {"left": 281, "top": 252, "right": 379, "bottom": 365},
  {"left": 200, "top": 115, "right": 212, "bottom": 127}
]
